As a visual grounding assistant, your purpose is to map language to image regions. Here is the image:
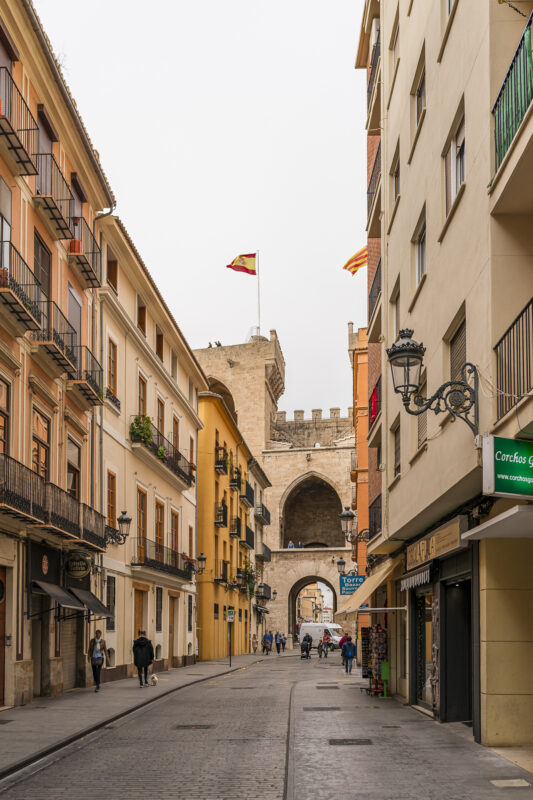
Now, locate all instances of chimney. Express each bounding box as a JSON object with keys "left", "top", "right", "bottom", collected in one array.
[
  {"left": 294, "top": 410, "right": 304, "bottom": 422},
  {"left": 330, "top": 408, "right": 340, "bottom": 419},
  {"left": 312, "top": 409, "right": 322, "bottom": 420}
]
